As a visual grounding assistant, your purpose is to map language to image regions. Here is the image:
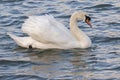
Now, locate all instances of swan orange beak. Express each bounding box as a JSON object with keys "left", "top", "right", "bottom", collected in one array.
[{"left": 85, "top": 19, "right": 92, "bottom": 28}]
